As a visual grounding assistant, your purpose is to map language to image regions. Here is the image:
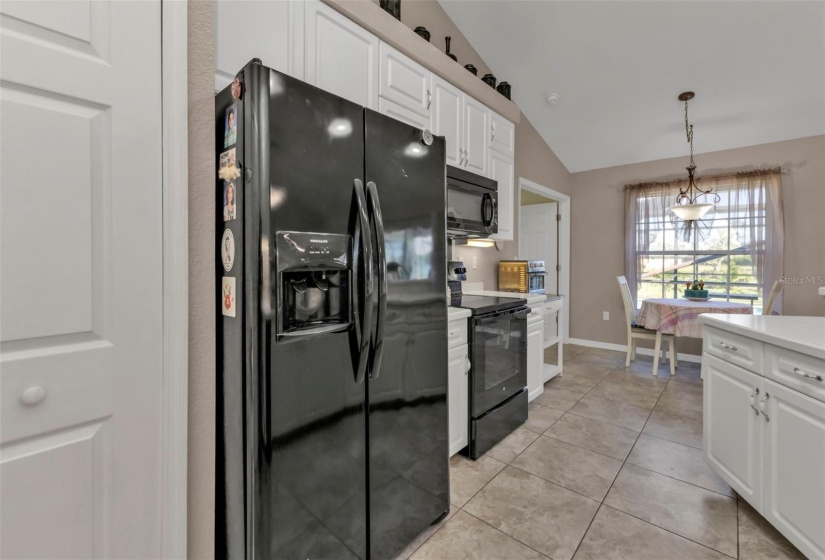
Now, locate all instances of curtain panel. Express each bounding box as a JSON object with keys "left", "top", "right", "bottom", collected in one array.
[{"left": 624, "top": 170, "right": 784, "bottom": 312}]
